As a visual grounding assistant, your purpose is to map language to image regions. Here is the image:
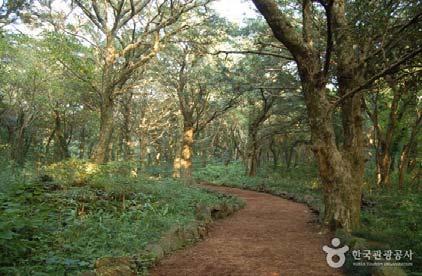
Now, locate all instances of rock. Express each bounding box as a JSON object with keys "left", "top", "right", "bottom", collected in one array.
[
  {"left": 159, "top": 231, "right": 184, "bottom": 252},
  {"left": 195, "top": 204, "right": 212, "bottom": 222},
  {"left": 303, "top": 195, "right": 314, "bottom": 203},
  {"left": 182, "top": 223, "right": 200, "bottom": 241}
]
